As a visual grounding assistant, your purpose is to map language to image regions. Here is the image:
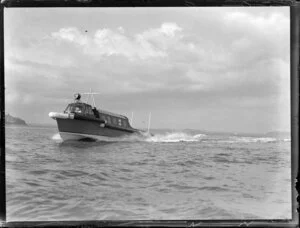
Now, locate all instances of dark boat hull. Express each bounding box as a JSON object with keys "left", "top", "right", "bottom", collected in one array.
[{"left": 56, "top": 118, "right": 141, "bottom": 141}]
